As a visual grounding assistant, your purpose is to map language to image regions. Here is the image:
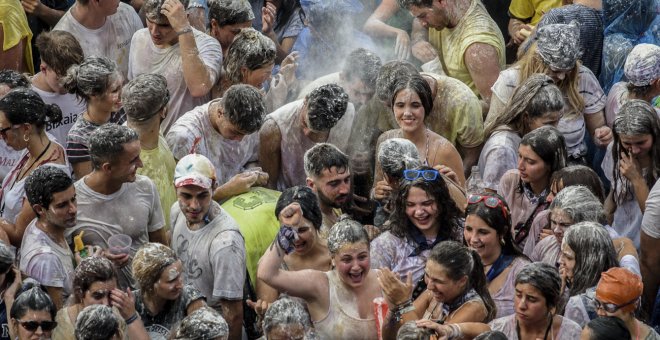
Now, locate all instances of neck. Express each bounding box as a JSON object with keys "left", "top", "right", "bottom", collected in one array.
[
  {"left": 84, "top": 171, "right": 123, "bottom": 195},
  {"left": 402, "top": 127, "right": 427, "bottom": 144},
  {"left": 482, "top": 248, "right": 502, "bottom": 268},
  {"left": 518, "top": 315, "right": 552, "bottom": 338},
  {"left": 573, "top": 0, "right": 602, "bottom": 9},
  {"left": 27, "top": 133, "right": 51, "bottom": 157},
  {"left": 85, "top": 105, "right": 113, "bottom": 125},
  {"left": 529, "top": 178, "right": 549, "bottom": 195},
  {"left": 72, "top": 3, "right": 107, "bottom": 30},
  {"left": 447, "top": 0, "right": 471, "bottom": 28},
  {"left": 32, "top": 73, "right": 55, "bottom": 93},
  {"left": 420, "top": 221, "right": 440, "bottom": 239},
  {"left": 144, "top": 294, "right": 167, "bottom": 315},
  {"left": 128, "top": 120, "right": 160, "bottom": 150},
  {"left": 623, "top": 316, "right": 640, "bottom": 338},
  {"left": 36, "top": 219, "right": 65, "bottom": 244}
]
